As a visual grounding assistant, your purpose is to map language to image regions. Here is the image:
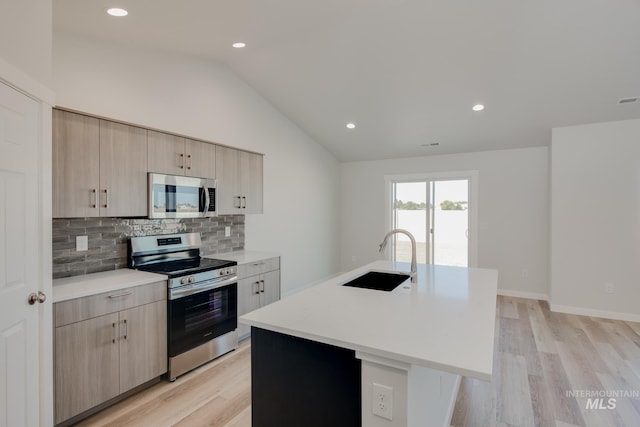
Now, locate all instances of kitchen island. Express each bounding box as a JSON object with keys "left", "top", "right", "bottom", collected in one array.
[{"left": 240, "top": 260, "right": 498, "bottom": 427}]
